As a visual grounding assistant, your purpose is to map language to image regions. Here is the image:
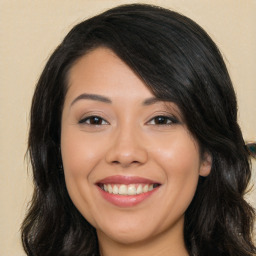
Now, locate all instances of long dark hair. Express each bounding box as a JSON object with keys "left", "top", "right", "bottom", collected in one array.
[{"left": 22, "top": 4, "right": 255, "bottom": 256}]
